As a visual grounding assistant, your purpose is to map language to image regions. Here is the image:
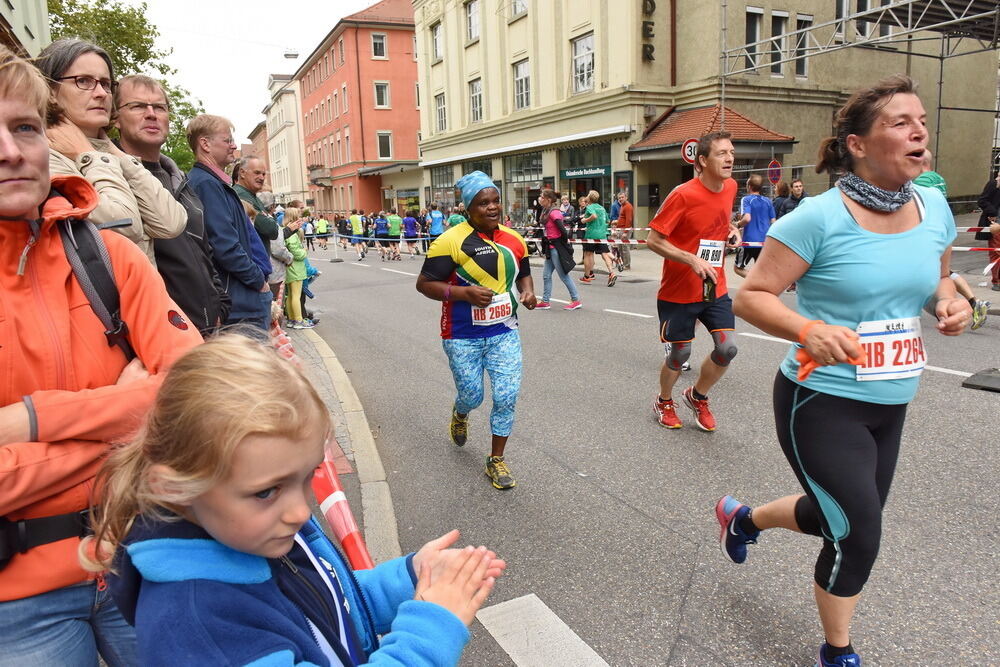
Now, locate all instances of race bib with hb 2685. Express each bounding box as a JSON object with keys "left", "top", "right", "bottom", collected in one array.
[
  {"left": 472, "top": 291, "right": 513, "bottom": 326},
  {"left": 855, "top": 317, "right": 925, "bottom": 381},
  {"left": 698, "top": 239, "right": 725, "bottom": 267}
]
